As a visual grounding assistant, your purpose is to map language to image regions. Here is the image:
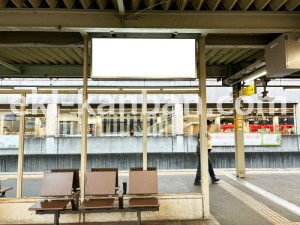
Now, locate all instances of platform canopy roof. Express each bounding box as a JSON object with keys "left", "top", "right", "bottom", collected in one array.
[{"left": 0, "top": 0, "right": 299, "bottom": 84}]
